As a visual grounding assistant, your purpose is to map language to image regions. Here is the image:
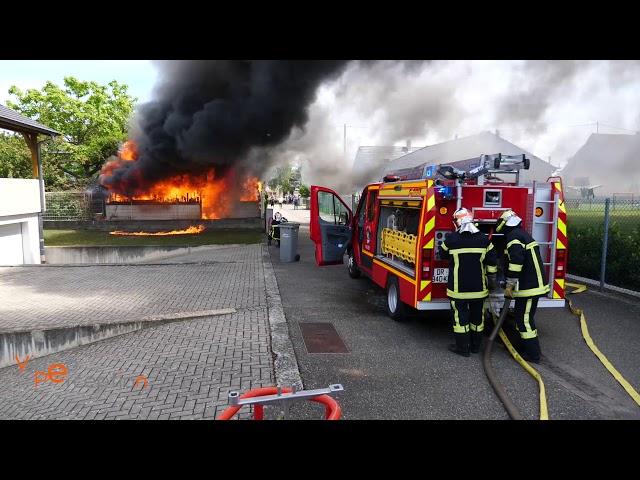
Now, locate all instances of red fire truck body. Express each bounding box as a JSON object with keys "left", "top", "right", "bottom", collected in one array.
[{"left": 310, "top": 153, "right": 568, "bottom": 318}]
